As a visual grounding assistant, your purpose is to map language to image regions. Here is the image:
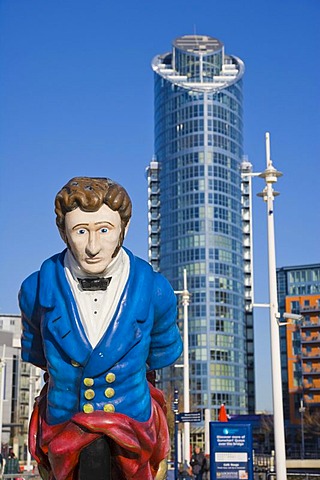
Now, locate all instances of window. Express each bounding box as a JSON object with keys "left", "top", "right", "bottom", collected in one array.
[{"left": 291, "top": 301, "right": 300, "bottom": 314}]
